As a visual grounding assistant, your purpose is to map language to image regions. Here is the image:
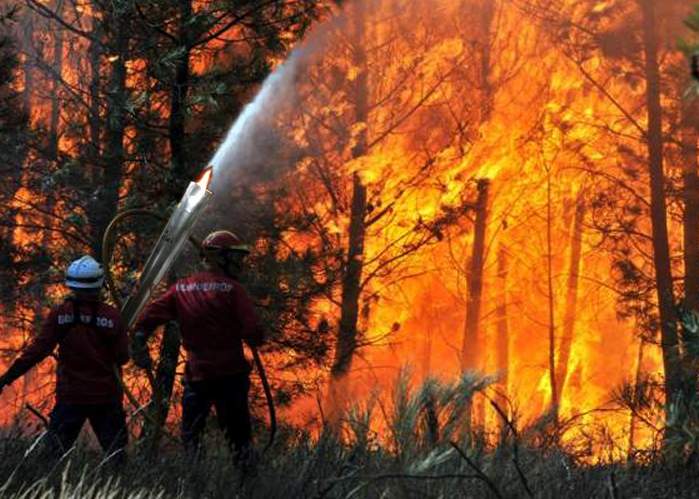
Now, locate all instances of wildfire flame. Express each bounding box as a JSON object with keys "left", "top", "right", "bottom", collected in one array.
[{"left": 3, "top": 0, "right": 686, "bottom": 460}]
